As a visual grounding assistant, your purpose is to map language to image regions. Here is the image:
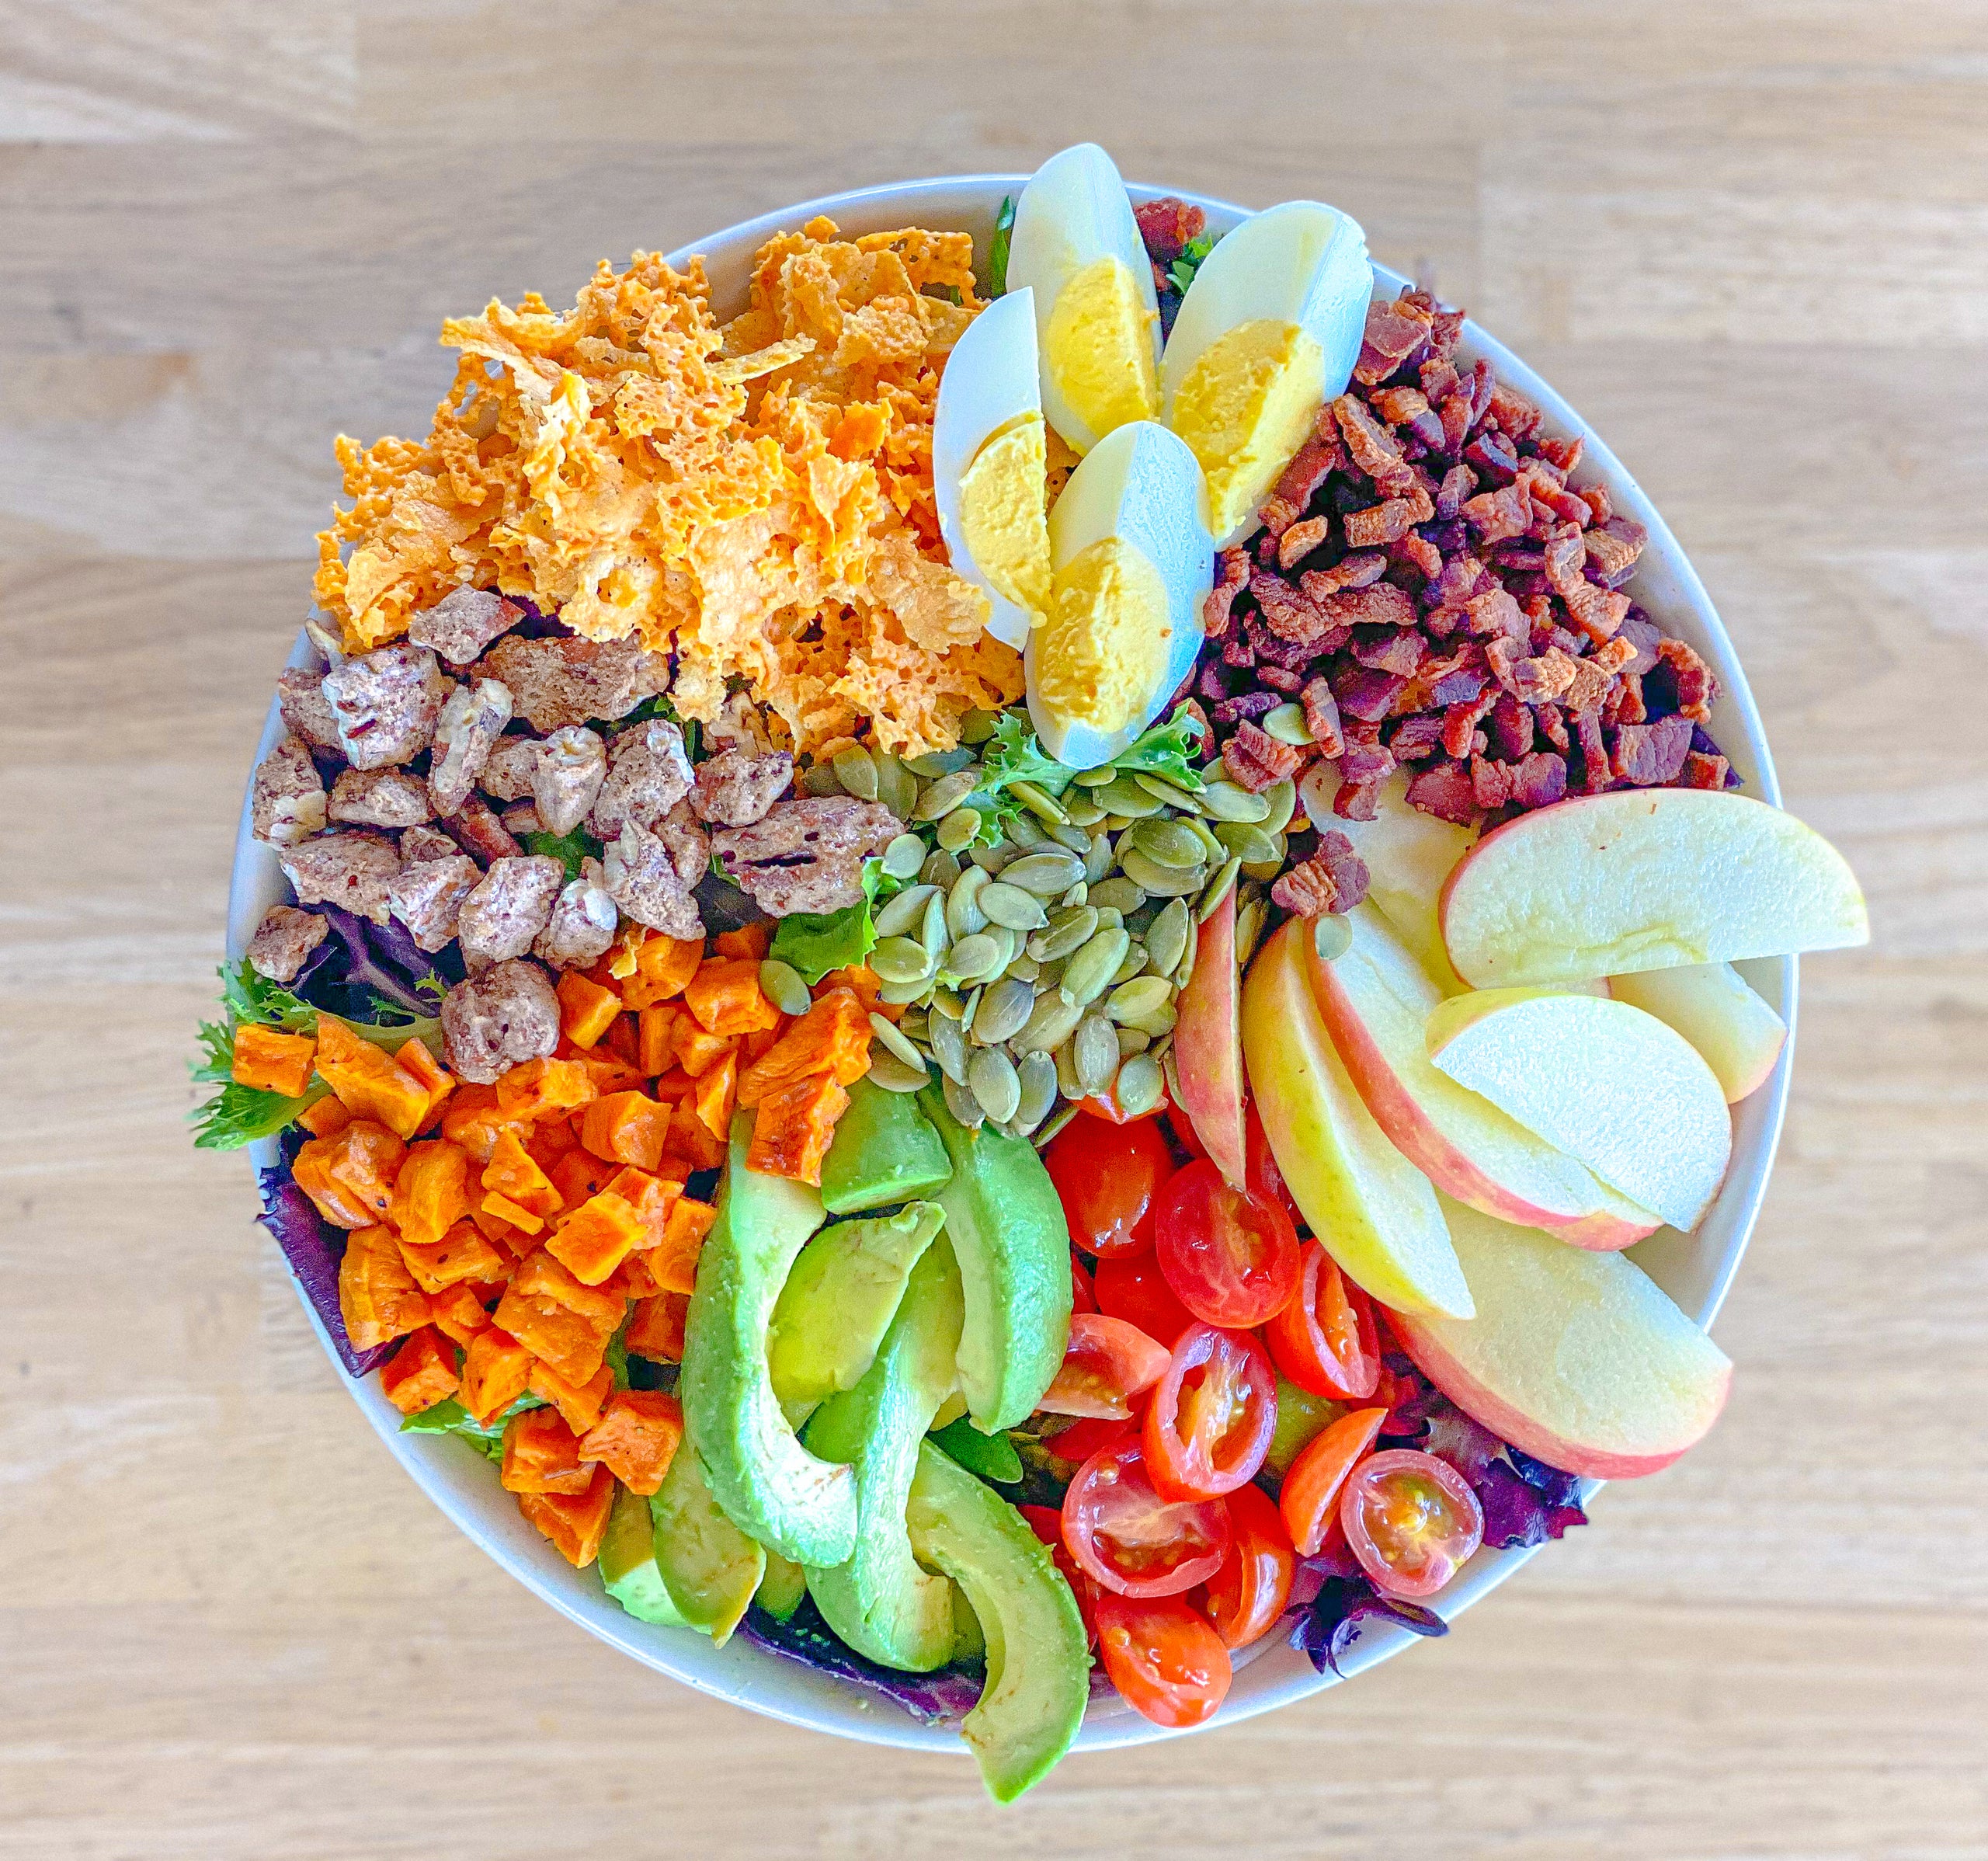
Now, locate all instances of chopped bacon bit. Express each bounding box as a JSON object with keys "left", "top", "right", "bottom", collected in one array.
[
  {"left": 1611, "top": 714, "right": 1694, "bottom": 786},
  {"left": 1276, "top": 514, "right": 1333, "bottom": 571},
  {"left": 1331, "top": 394, "right": 1413, "bottom": 489},
  {"left": 1535, "top": 433, "right": 1583, "bottom": 473},
  {"left": 1300, "top": 678, "right": 1345, "bottom": 758},
  {"left": 1350, "top": 628, "right": 1429, "bottom": 677},
  {"left": 1333, "top": 778, "right": 1382, "bottom": 821},
  {"left": 1460, "top": 483, "right": 1531, "bottom": 544},
  {"left": 1486, "top": 381, "right": 1543, "bottom": 441},
  {"left": 1271, "top": 857, "right": 1340, "bottom": 917},
  {"left": 1489, "top": 691, "right": 1534, "bottom": 759},
  {"left": 1536, "top": 702, "right": 1571, "bottom": 753},
  {"left": 1344, "top": 485, "right": 1436, "bottom": 548},
  {"left": 1656, "top": 638, "right": 1719, "bottom": 722},
  {"left": 1406, "top": 760, "right": 1478, "bottom": 824},
  {"left": 1435, "top": 463, "right": 1476, "bottom": 520},
  {"left": 1470, "top": 754, "right": 1514, "bottom": 810},
  {"left": 1561, "top": 652, "right": 1614, "bottom": 715},
  {"left": 1352, "top": 300, "right": 1432, "bottom": 387},
  {"left": 1299, "top": 551, "right": 1388, "bottom": 598},
  {"left": 1333, "top": 667, "right": 1406, "bottom": 723},
  {"left": 1222, "top": 722, "right": 1305, "bottom": 793},
  {"left": 1388, "top": 713, "right": 1447, "bottom": 761},
  {"left": 1562, "top": 578, "right": 1632, "bottom": 644},
  {"left": 1317, "top": 582, "right": 1417, "bottom": 632},
  {"left": 1683, "top": 749, "right": 1730, "bottom": 789},
  {"left": 1340, "top": 740, "right": 1396, "bottom": 785},
  {"left": 1133, "top": 196, "right": 1207, "bottom": 264},
  {"left": 1583, "top": 520, "right": 1644, "bottom": 580},
  {"left": 1259, "top": 438, "right": 1342, "bottom": 537},
  {"left": 1441, "top": 687, "right": 1498, "bottom": 760},
  {"left": 1203, "top": 546, "right": 1250, "bottom": 638},
  {"left": 1508, "top": 750, "right": 1569, "bottom": 809}
]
